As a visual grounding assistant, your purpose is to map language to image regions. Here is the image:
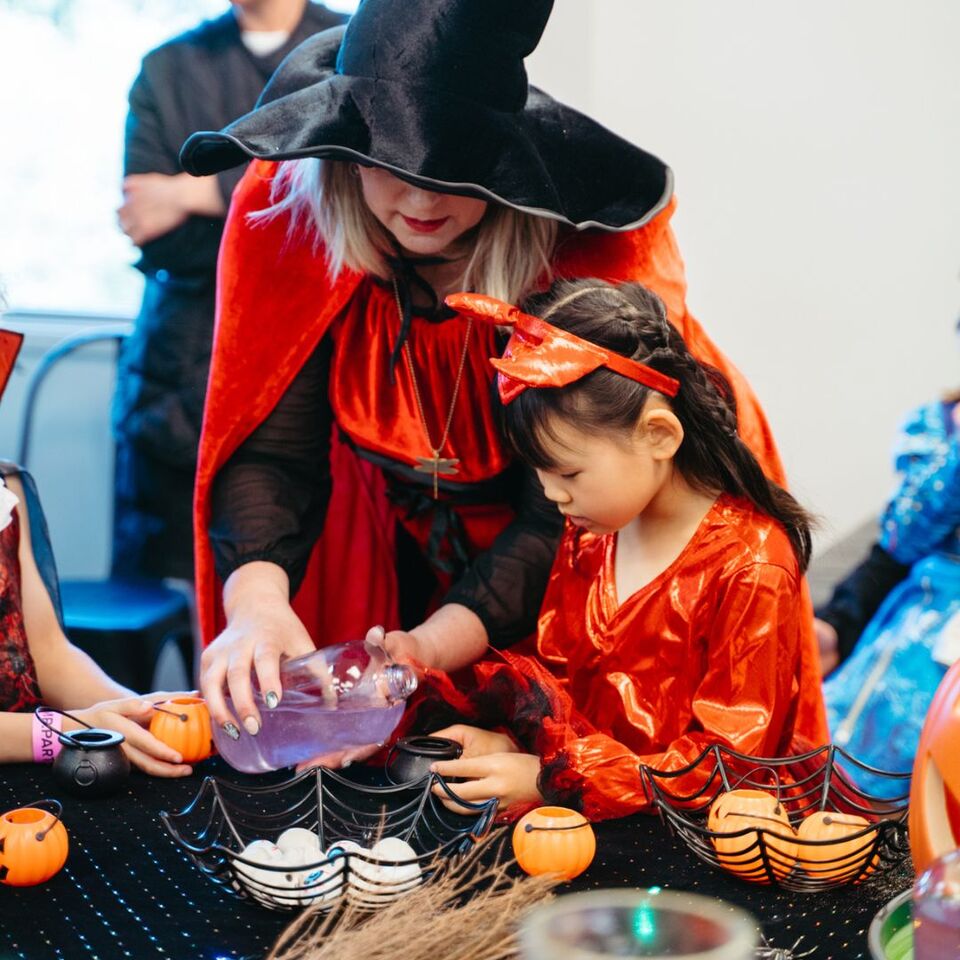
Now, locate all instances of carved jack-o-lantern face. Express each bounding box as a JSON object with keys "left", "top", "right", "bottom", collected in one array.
[{"left": 910, "top": 659, "right": 960, "bottom": 876}]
